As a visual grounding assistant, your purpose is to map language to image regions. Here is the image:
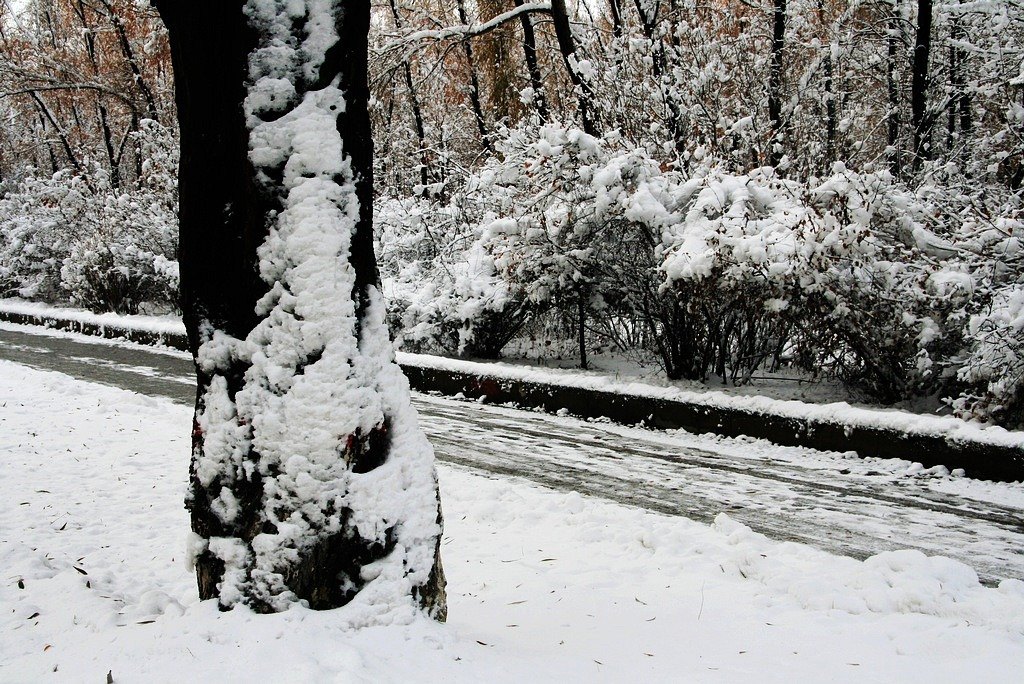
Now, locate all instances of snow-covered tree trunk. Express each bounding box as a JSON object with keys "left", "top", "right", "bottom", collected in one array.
[{"left": 155, "top": 0, "right": 446, "bottom": 619}]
